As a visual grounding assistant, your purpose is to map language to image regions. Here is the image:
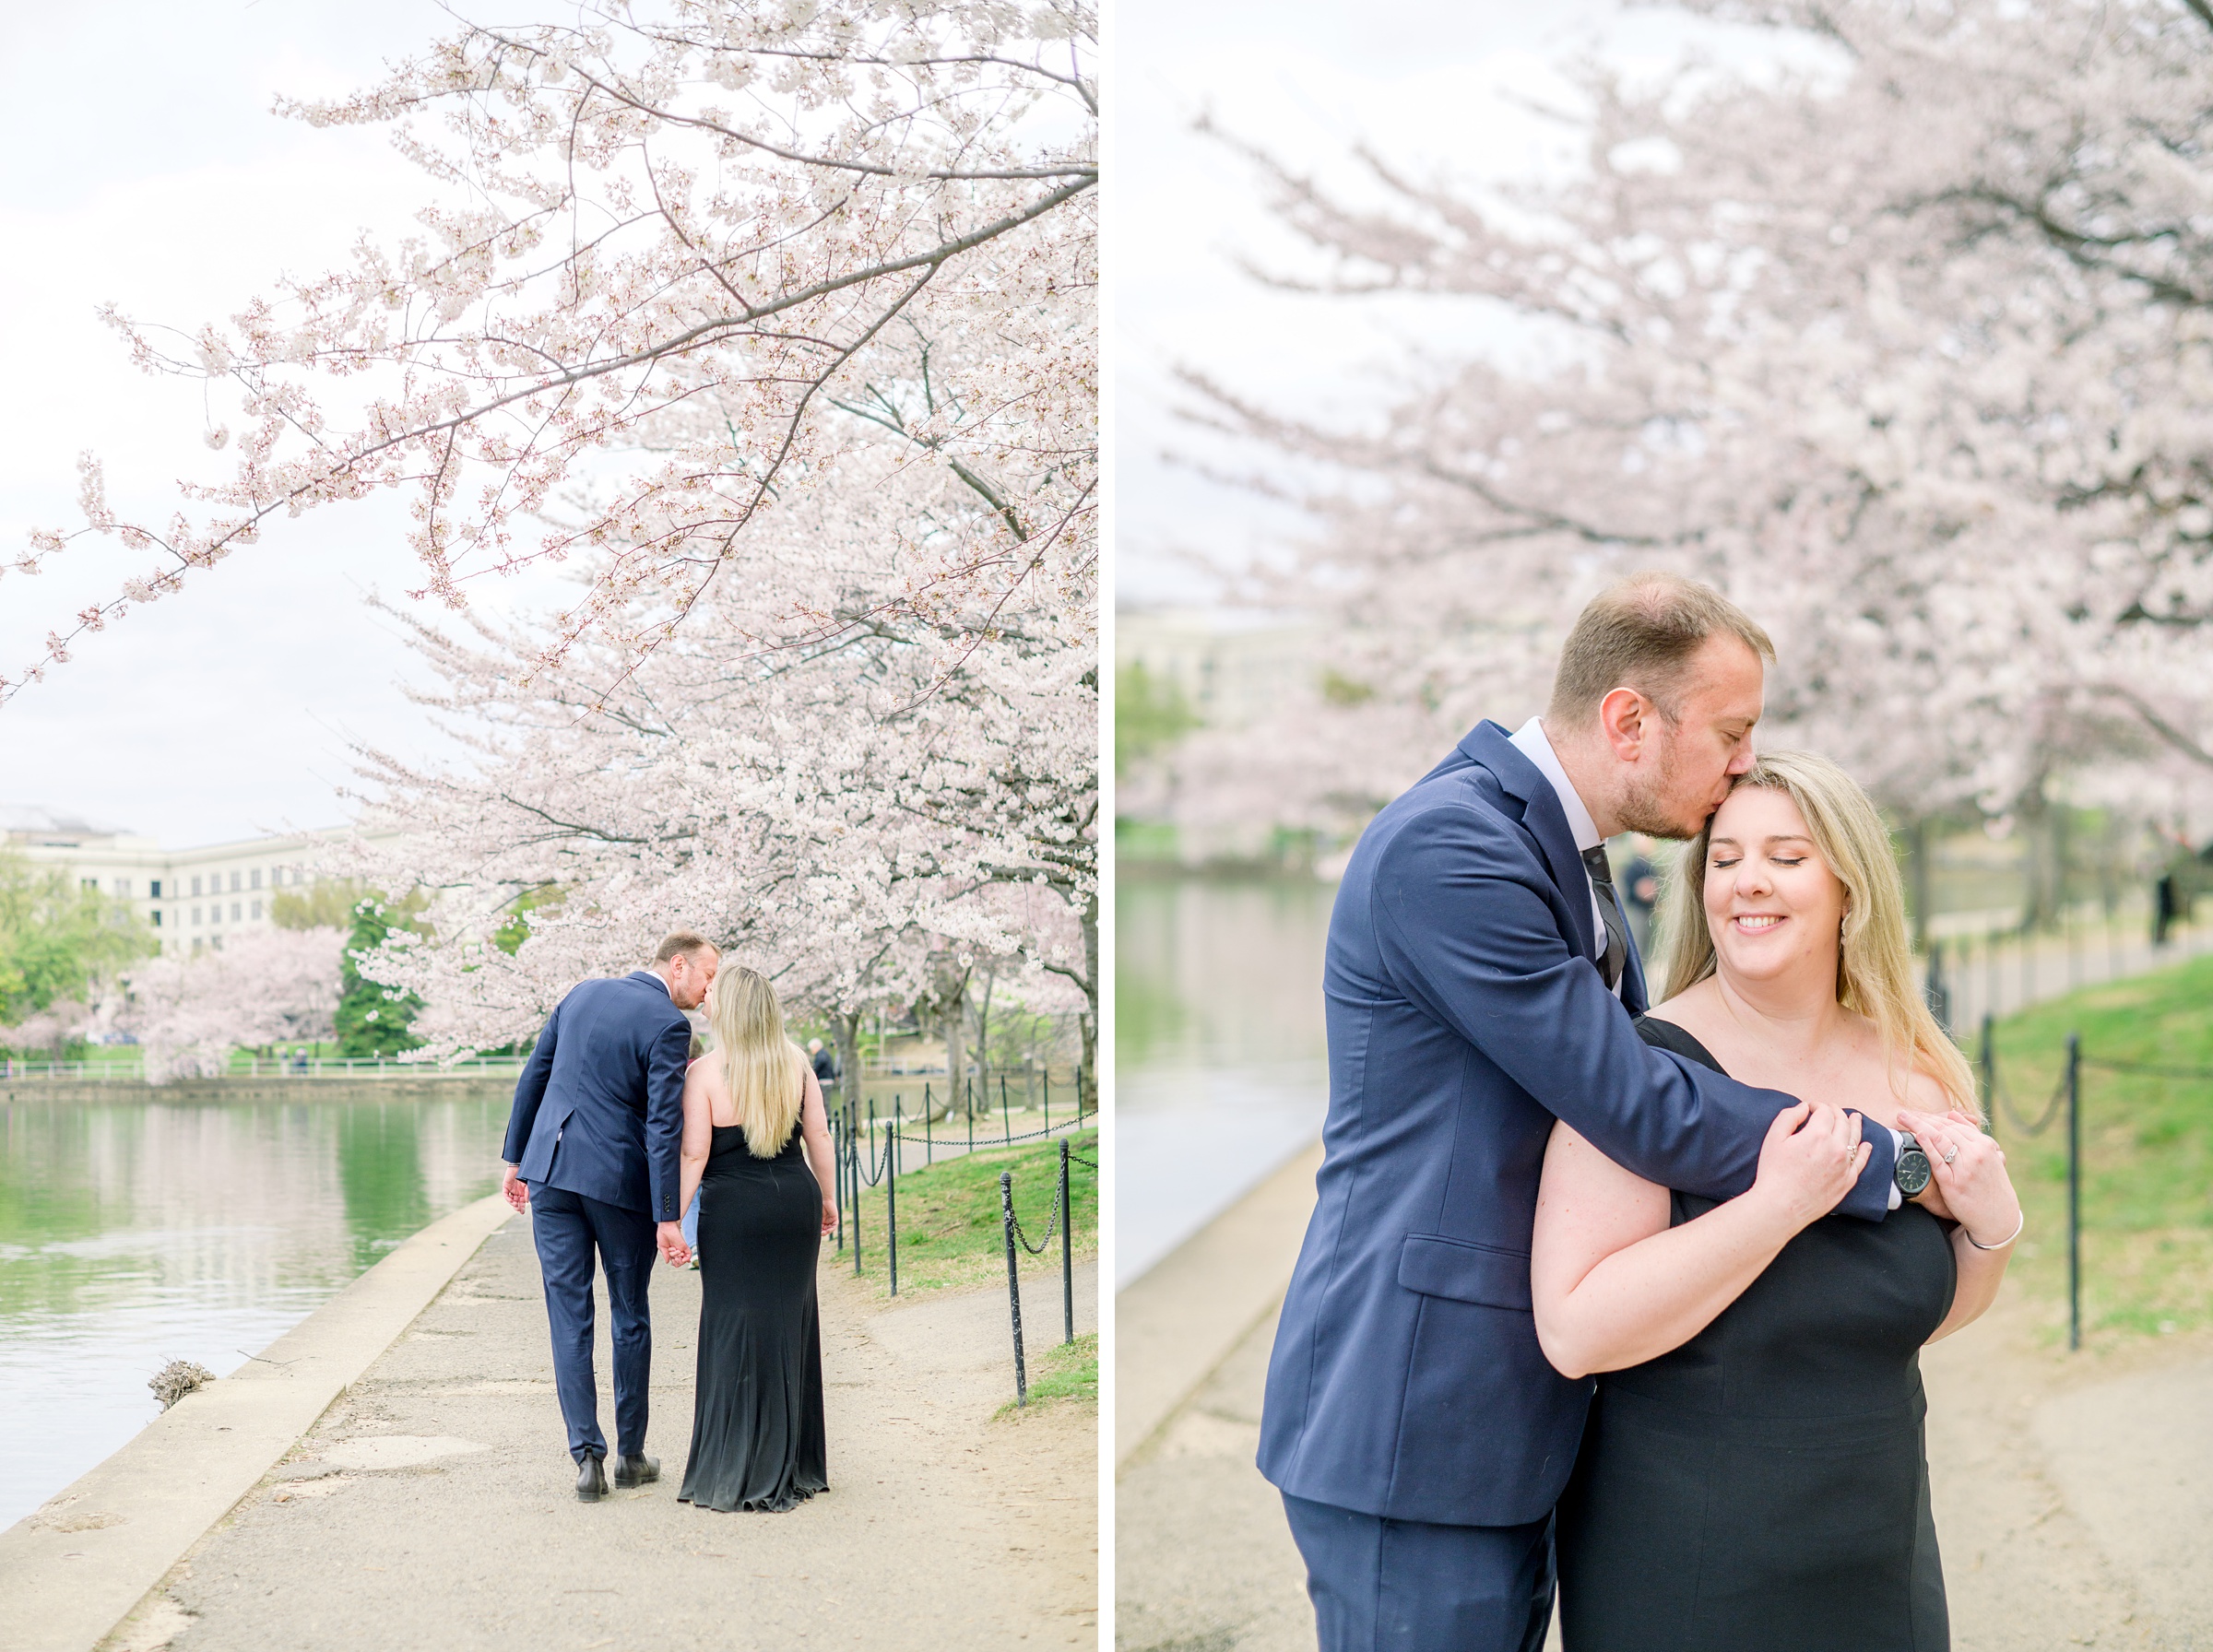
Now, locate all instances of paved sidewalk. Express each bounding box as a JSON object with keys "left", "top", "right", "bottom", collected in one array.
[
  {"left": 106, "top": 1214, "right": 1096, "bottom": 1652},
  {"left": 1116, "top": 1159, "right": 2213, "bottom": 1652}
]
